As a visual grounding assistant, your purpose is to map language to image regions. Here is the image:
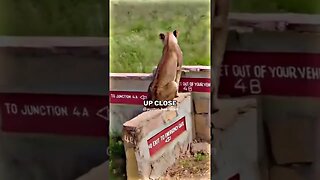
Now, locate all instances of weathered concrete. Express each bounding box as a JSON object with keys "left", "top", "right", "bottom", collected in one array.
[
  {"left": 228, "top": 13, "right": 320, "bottom": 54},
  {"left": 229, "top": 13, "right": 320, "bottom": 33},
  {"left": 269, "top": 165, "right": 313, "bottom": 180},
  {"left": 0, "top": 37, "right": 108, "bottom": 180},
  {"left": 123, "top": 93, "right": 193, "bottom": 180},
  {"left": 194, "top": 95, "right": 210, "bottom": 114},
  {"left": 191, "top": 142, "right": 210, "bottom": 154},
  {"left": 76, "top": 162, "right": 108, "bottom": 180},
  {"left": 182, "top": 67, "right": 210, "bottom": 142},
  {"left": 261, "top": 96, "right": 318, "bottom": 165},
  {"left": 0, "top": 134, "right": 107, "bottom": 180},
  {"left": 0, "top": 44, "right": 107, "bottom": 95},
  {"left": 266, "top": 113, "right": 315, "bottom": 164},
  {"left": 218, "top": 13, "right": 320, "bottom": 180},
  {"left": 110, "top": 66, "right": 210, "bottom": 137},
  {"left": 194, "top": 114, "right": 210, "bottom": 141},
  {"left": 212, "top": 98, "right": 257, "bottom": 130},
  {"left": 110, "top": 105, "right": 144, "bottom": 134},
  {"left": 212, "top": 98, "right": 263, "bottom": 180}
]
